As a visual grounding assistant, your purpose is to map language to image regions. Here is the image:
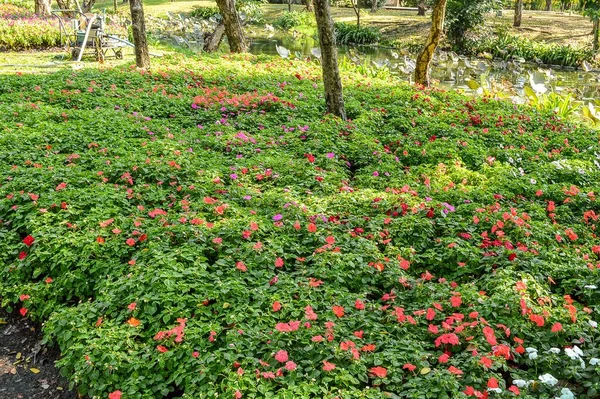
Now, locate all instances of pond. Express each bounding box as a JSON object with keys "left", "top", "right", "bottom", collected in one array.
[{"left": 246, "top": 33, "right": 600, "bottom": 102}]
